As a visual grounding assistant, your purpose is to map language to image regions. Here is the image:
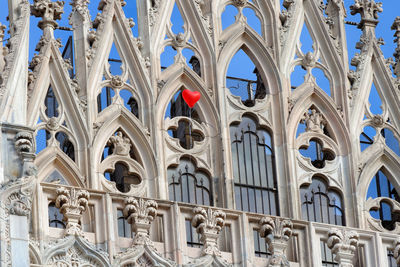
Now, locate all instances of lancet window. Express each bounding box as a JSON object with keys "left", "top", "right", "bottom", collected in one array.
[
  {"left": 230, "top": 115, "right": 278, "bottom": 215},
  {"left": 300, "top": 177, "right": 344, "bottom": 226},
  {"left": 167, "top": 158, "right": 212, "bottom": 206},
  {"left": 166, "top": 89, "right": 204, "bottom": 150},
  {"left": 185, "top": 219, "right": 202, "bottom": 248},
  {"left": 367, "top": 169, "right": 400, "bottom": 231},
  {"left": 320, "top": 241, "right": 338, "bottom": 267}
]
